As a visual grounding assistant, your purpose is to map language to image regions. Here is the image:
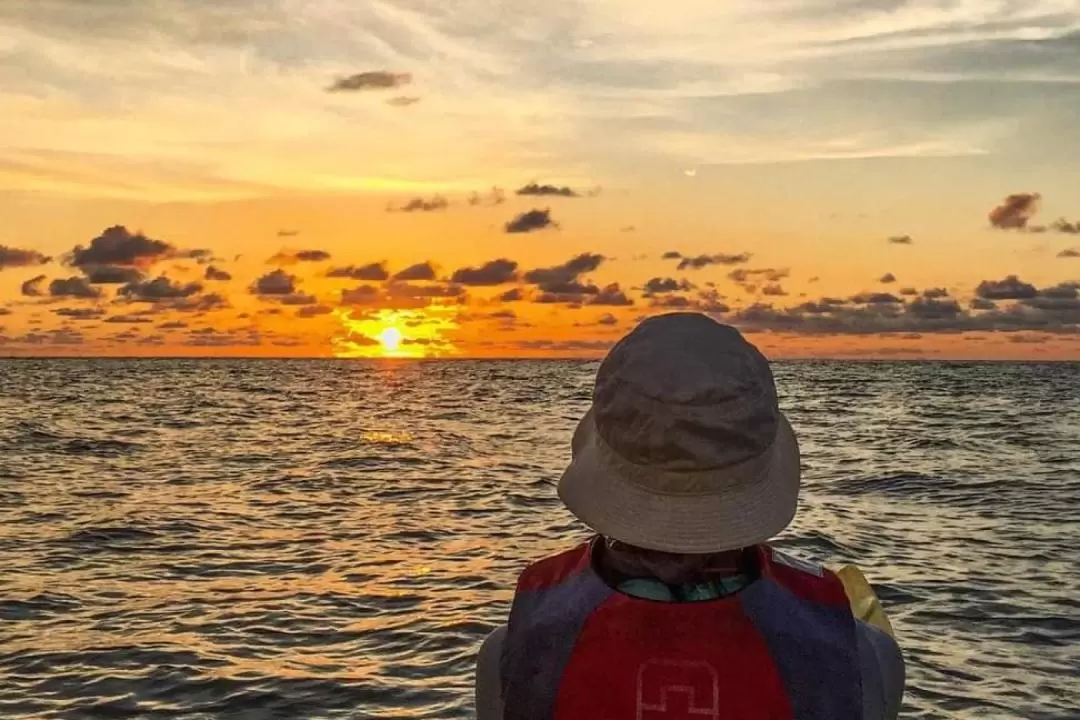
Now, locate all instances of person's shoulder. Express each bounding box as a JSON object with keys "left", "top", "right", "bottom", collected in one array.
[{"left": 855, "top": 619, "right": 905, "bottom": 720}]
